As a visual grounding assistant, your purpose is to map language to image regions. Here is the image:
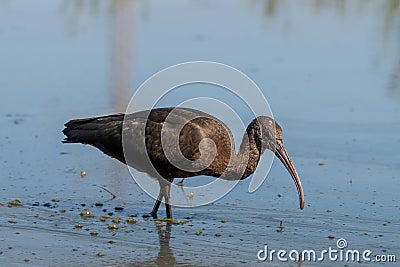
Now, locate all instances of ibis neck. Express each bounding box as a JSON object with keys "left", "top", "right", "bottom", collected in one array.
[{"left": 223, "top": 120, "right": 262, "bottom": 180}]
